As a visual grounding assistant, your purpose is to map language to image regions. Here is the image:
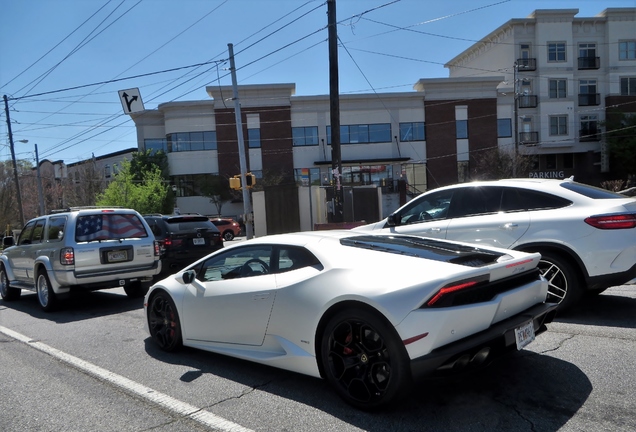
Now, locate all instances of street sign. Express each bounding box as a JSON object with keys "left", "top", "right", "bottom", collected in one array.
[{"left": 118, "top": 88, "right": 145, "bottom": 114}]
